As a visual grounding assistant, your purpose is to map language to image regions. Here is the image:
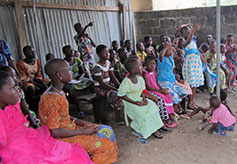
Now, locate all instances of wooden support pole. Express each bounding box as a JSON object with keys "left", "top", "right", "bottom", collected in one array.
[
  {"left": 13, "top": 0, "right": 26, "bottom": 59},
  {"left": 119, "top": 0, "right": 127, "bottom": 40}
]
